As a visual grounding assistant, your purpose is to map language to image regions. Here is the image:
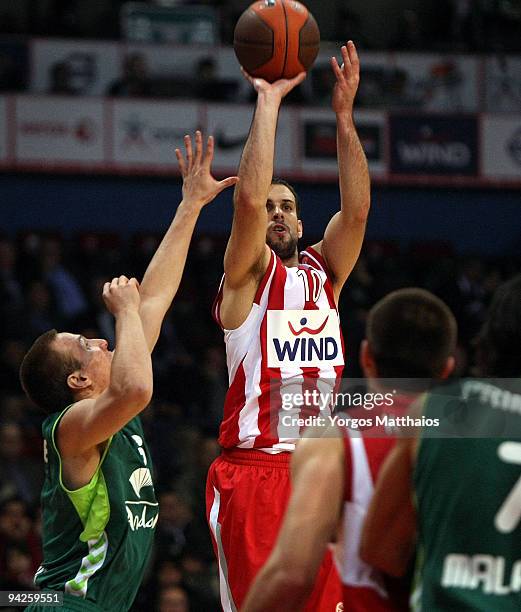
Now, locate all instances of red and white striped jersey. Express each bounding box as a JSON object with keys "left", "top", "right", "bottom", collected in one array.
[
  {"left": 336, "top": 432, "right": 398, "bottom": 611},
  {"left": 213, "top": 247, "right": 344, "bottom": 452},
  {"left": 336, "top": 402, "right": 412, "bottom": 611}
]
